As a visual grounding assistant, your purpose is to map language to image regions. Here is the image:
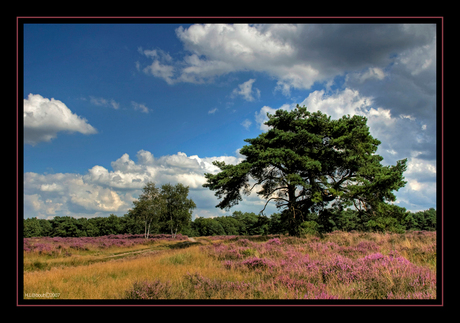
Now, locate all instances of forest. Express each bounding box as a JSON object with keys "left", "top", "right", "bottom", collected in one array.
[{"left": 23, "top": 207, "right": 436, "bottom": 238}]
